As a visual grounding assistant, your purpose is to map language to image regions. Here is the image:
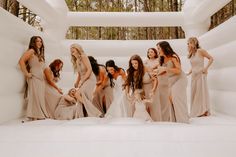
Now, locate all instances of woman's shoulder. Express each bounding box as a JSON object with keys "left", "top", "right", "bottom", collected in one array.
[
  {"left": 44, "top": 67, "right": 53, "bottom": 75},
  {"left": 144, "top": 59, "right": 149, "bottom": 64},
  {"left": 80, "top": 54, "right": 87, "bottom": 60},
  {"left": 118, "top": 68, "right": 125, "bottom": 73},
  {"left": 44, "top": 66, "right": 51, "bottom": 71},
  {"left": 99, "top": 65, "right": 106, "bottom": 73},
  {"left": 171, "top": 54, "right": 180, "bottom": 63},
  {"left": 197, "top": 48, "right": 207, "bottom": 55},
  {"left": 23, "top": 49, "right": 34, "bottom": 57}
]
